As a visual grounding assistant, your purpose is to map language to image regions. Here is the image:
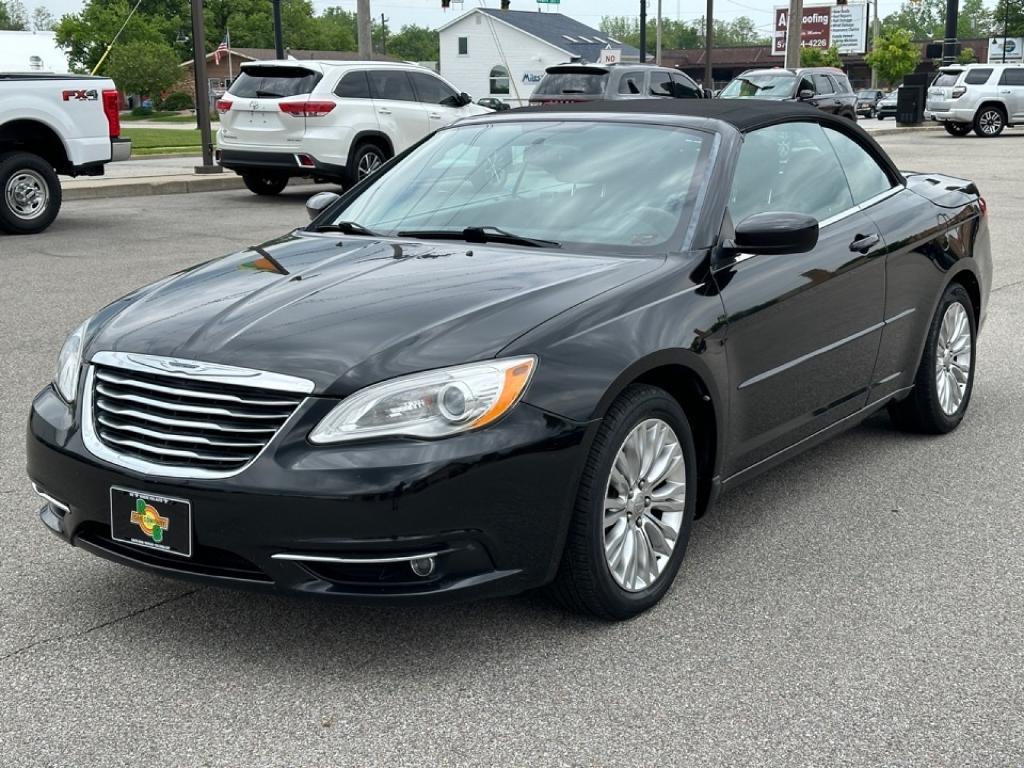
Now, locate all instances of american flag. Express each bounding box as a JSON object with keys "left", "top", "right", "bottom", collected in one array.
[{"left": 214, "top": 31, "right": 229, "bottom": 65}]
